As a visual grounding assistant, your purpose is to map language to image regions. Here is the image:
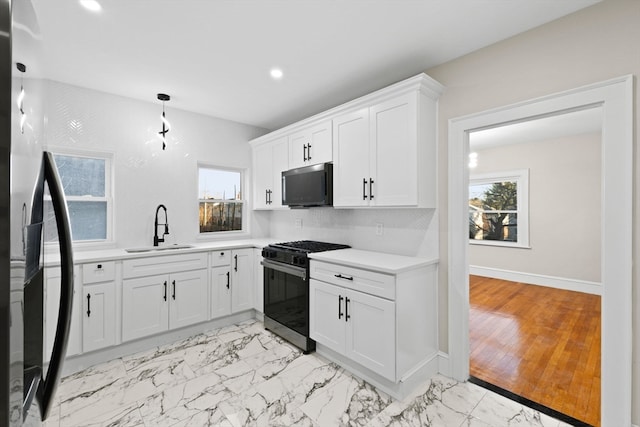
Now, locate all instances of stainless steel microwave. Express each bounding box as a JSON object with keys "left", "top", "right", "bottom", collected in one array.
[{"left": 281, "top": 163, "right": 333, "bottom": 207}]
